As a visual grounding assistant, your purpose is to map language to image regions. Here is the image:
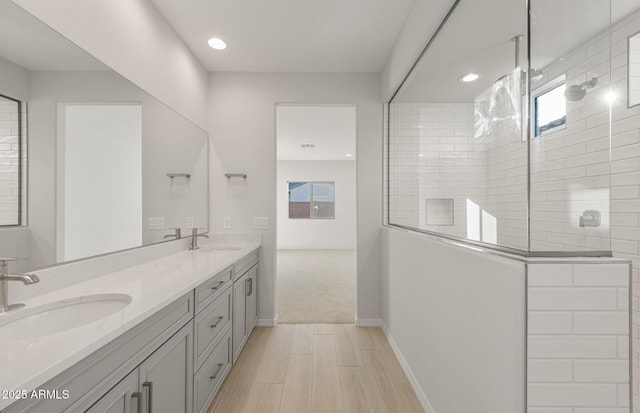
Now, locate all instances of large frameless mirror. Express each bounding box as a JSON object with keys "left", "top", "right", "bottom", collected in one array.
[{"left": 0, "top": 1, "right": 208, "bottom": 272}]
